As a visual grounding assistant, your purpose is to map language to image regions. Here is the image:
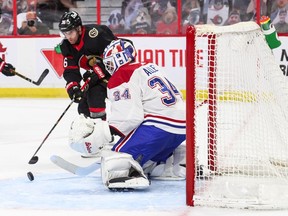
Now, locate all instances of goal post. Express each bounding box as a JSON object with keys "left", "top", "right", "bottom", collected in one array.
[
  {"left": 186, "top": 25, "right": 196, "bottom": 207},
  {"left": 186, "top": 22, "right": 288, "bottom": 209}
]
